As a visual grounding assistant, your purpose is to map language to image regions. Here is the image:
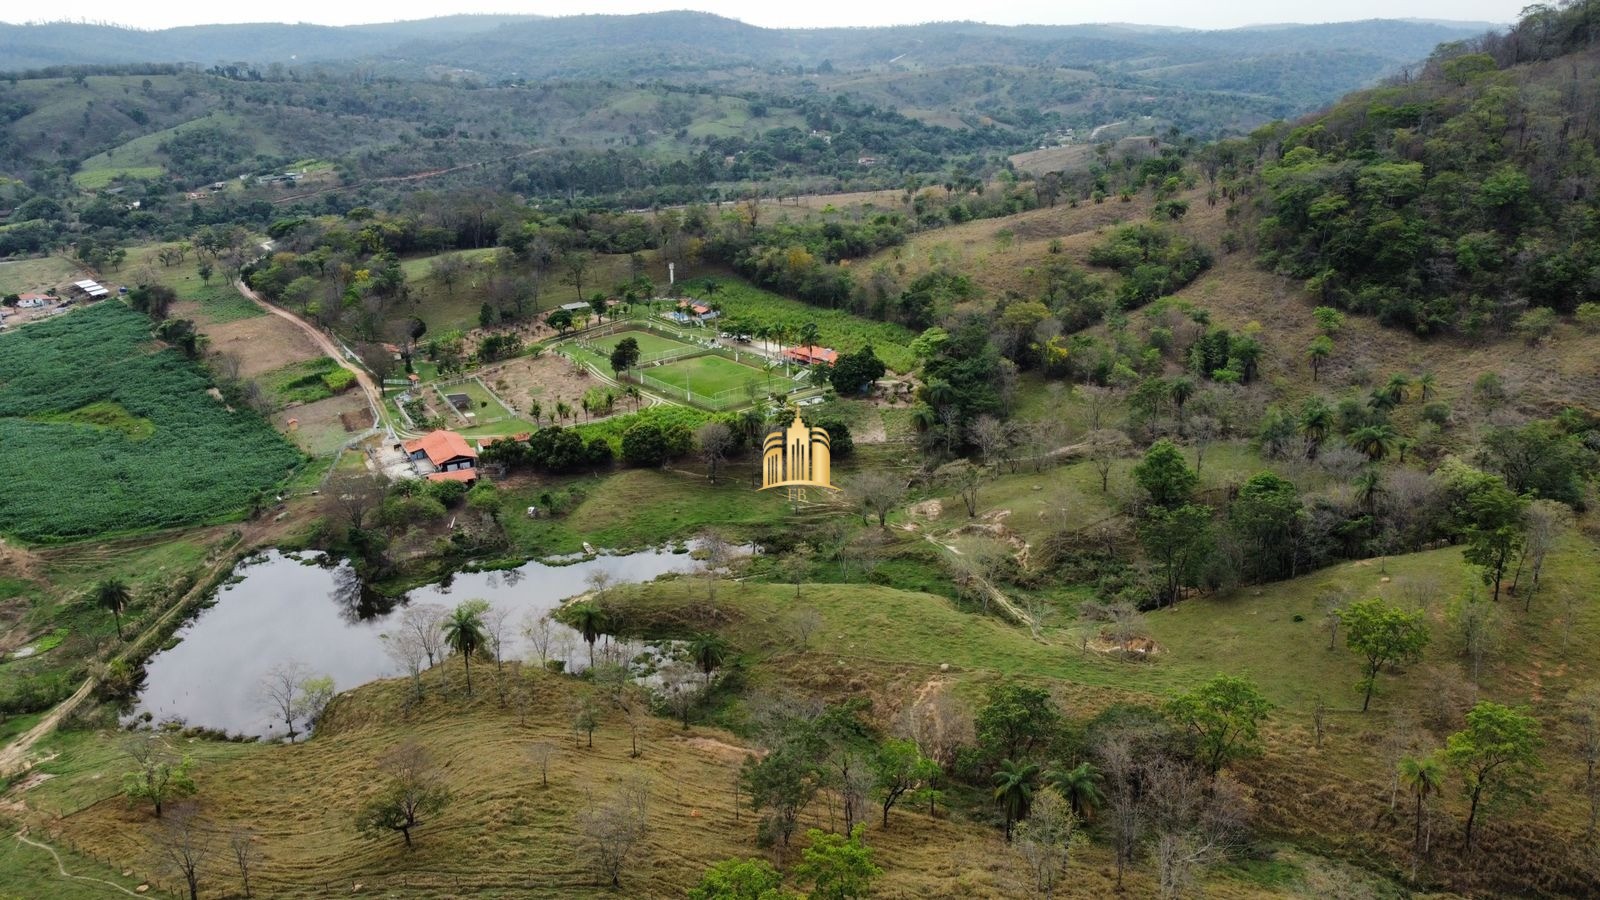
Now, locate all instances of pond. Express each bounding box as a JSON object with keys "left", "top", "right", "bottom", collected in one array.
[{"left": 131, "top": 546, "right": 705, "bottom": 738}]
